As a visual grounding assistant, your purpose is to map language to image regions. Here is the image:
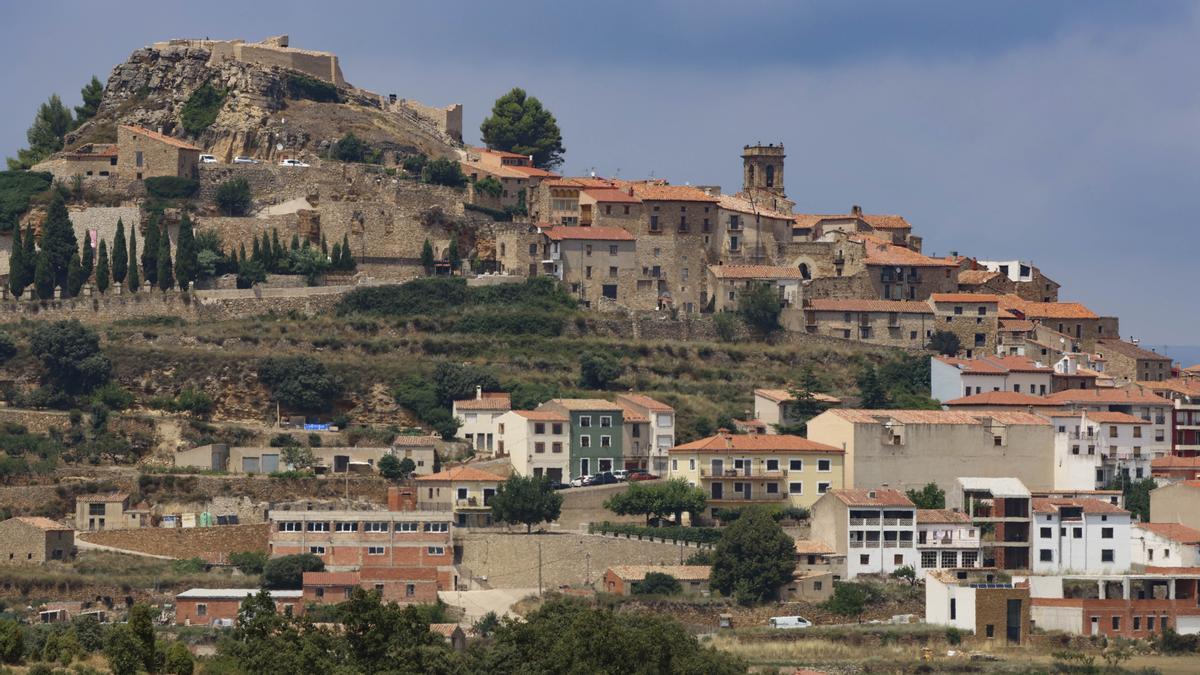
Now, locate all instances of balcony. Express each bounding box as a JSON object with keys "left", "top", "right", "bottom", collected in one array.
[
  {"left": 699, "top": 467, "right": 786, "bottom": 479},
  {"left": 882, "top": 517, "right": 915, "bottom": 526},
  {"left": 709, "top": 492, "right": 787, "bottom": 503},
  {"left": 918, "top": 536, "right": 981, "bottom": 549},
  {"left": 1069, "top": 432, "right": 1096, "bottom": 441},
  {"left": 849, "top": 517, "right": 881, "bottom": 527}
]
